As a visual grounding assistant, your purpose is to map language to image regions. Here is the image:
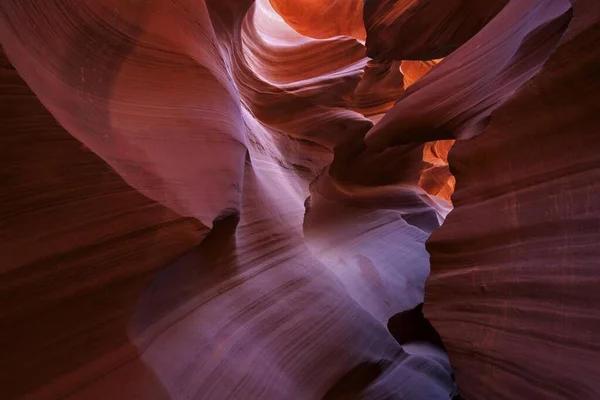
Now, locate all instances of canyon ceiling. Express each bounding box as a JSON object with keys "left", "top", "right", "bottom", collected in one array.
[{"left": 1, "top": 0, "right": 599, "bottom": 399}]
